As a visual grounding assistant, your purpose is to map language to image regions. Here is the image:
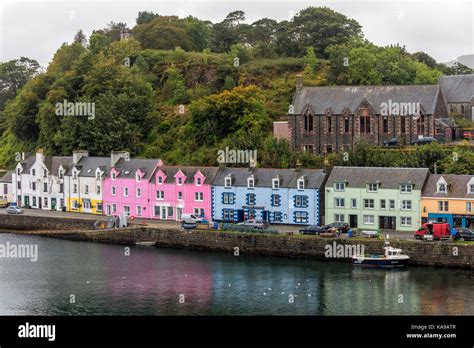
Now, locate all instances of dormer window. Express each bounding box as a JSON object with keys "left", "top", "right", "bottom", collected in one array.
[
  {"left": 72, "top": 169, "right": 78, "bottom": 179},
  {"left": 32, "top": 169, "right": 36, "bottom": 176},
  {"left": 247, "top": 175, "right": 254, "bottom": 189},
  {"left": 136, "top": 173, "right": 141, "bottom": 182},
  {"left": 335, "top": 182, "right": 345, "bottom": 191},
  {"left": 111, "top": 172, "right": 116, "bottom": 180},
  {"left": 157, "top": 176, "right": 163, "bottom": 184},
  {"left": 177, "top": 177, "right": 183, "bottom": 185},
  {"left": 95, "top": 171, "right": 101, "bottom": 180},
  {"left": 469, "top": 184, "right": 474, "bottom": 194},
  {"left": 43, "top": 169, "right": 47, "bottom": 177},
  {"left": 438, "top": 183, "right": 447, "bottom": 193},
  {"left": 297, "top": 177, "right": 305, "bottom": 190},
  {"left": 17, "top": 168, "right": 21, "bottom": 175},
  {"left": 367, "top": 183, "right": 378, "bottom": 192},
  {"left": 59, "top": 169, "right": 64, "bottom": 179},
  {"left": 272, "top": 178, "right": 279, "bottom": 189},
  {"left": 400, "top": 184, "right": 412, "bottom": 193},
  {"left": 225, "top": 175, "right": 232, "bottom": 188},
  {"left": 468, "top": 178, "right": 474, "bottom": 194},
  {"left": 196, "top": 177, "right": 202, "bottom": 186}
]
